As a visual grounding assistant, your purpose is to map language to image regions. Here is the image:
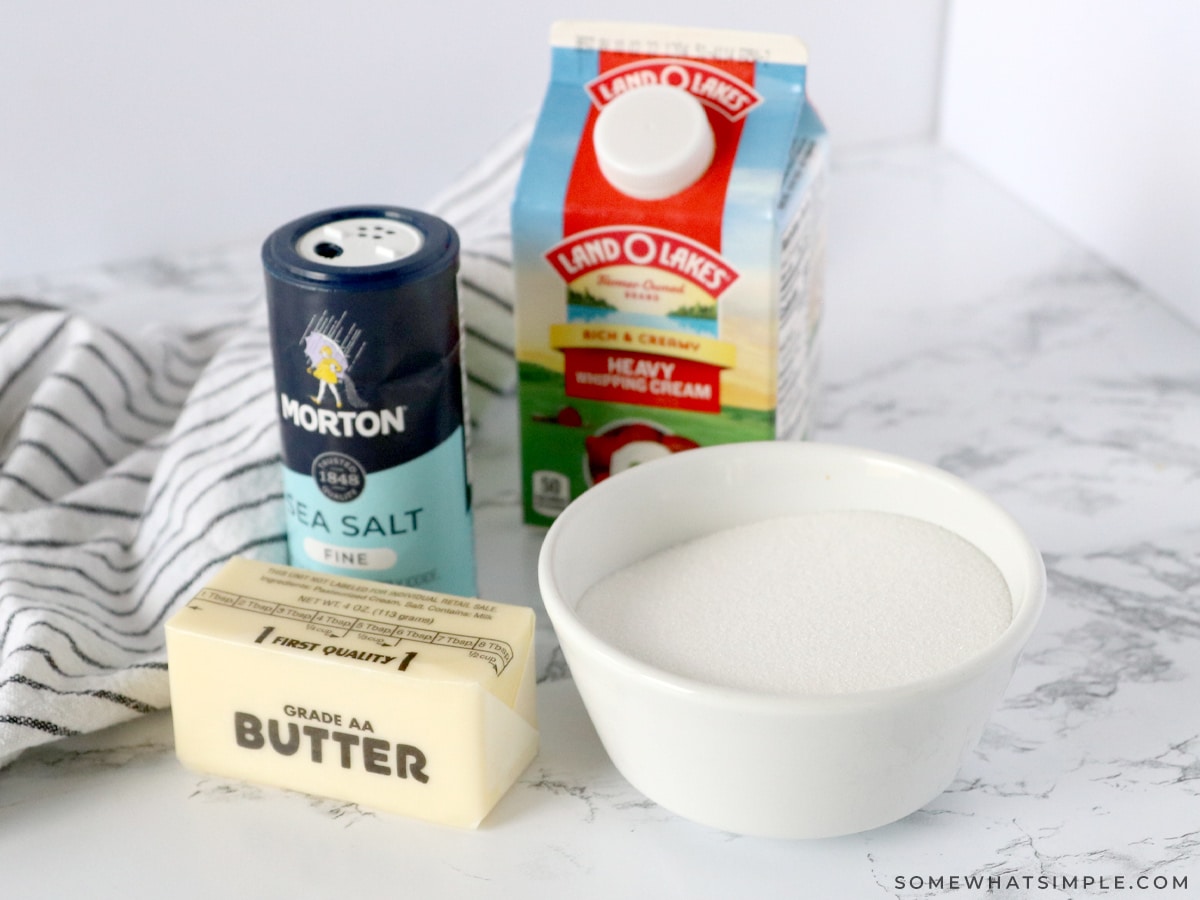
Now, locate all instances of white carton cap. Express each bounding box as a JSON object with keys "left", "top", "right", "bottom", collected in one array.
[{"left": 592, "top": 85, "right": 715, "bottom": 200}]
